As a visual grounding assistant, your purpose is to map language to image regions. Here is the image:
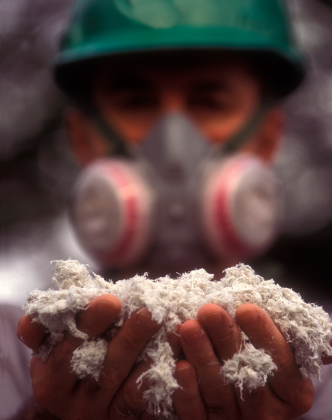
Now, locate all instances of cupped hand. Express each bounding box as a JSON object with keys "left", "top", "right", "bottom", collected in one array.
[
  {"left": 173, "top": 303, "right": 315, "bottom": 420},
  {"left": 17, "top": 294, "right": 161, "bottom": 420}
]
